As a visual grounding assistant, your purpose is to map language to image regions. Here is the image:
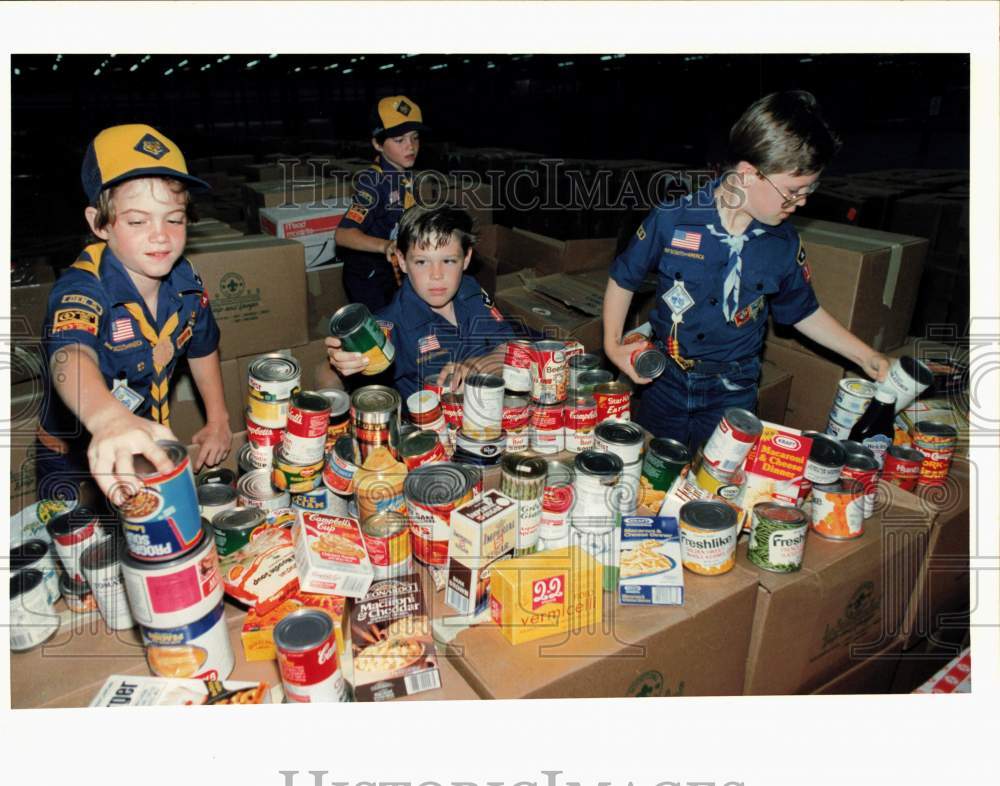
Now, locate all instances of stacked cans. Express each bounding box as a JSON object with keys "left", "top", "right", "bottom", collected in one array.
[
  {"left": 825, "top": 378, "right": 876, "bottom": 439},
  {"left": 594, "top": 421, "right": 646, "bottom": 516},
  {"left": 694, "top": 408, "right": 762, "bottom": 495},
  {"left": 273, "top": 391, "right": 330, "bottom": 494},
  {"left": 352, "top": 385, "right": 401, "bottom": 462},
  {"left": 117, "top": 440, "right": 233, "bottom": 680},
  {"left": 244, "top": 355, "right": 301, "bottom": 472},
  {"left": 10, "top": 535, "right": 64, "bottom": 651}
]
